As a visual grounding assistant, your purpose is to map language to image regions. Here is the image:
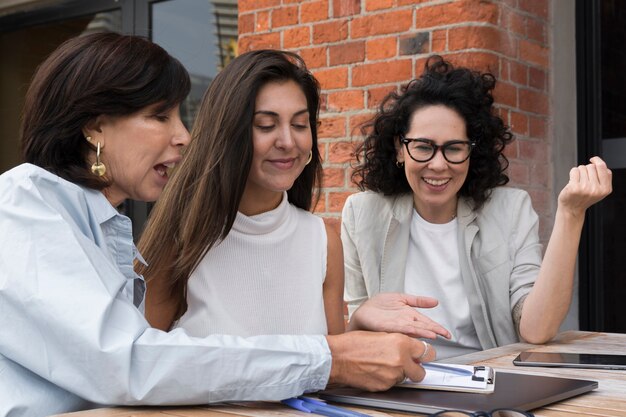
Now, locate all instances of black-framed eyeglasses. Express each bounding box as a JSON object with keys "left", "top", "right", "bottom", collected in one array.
[
  {"left": 400, "top": 137, "right": 475, "bottom": 164},
  {"left": 429, "top": 409, "right": 534, "bottom": 417}
]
